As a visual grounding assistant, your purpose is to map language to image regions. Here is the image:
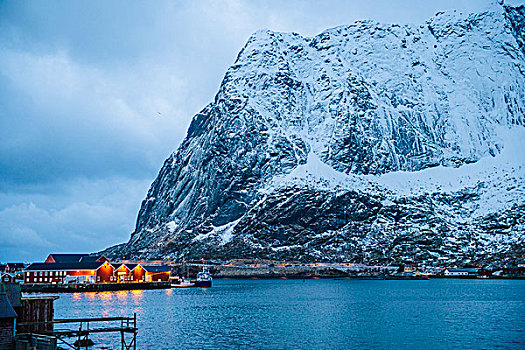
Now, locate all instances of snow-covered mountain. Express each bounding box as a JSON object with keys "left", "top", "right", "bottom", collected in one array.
[{"left": 106, "top": 3, "right": 525, "bottom": 266}]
